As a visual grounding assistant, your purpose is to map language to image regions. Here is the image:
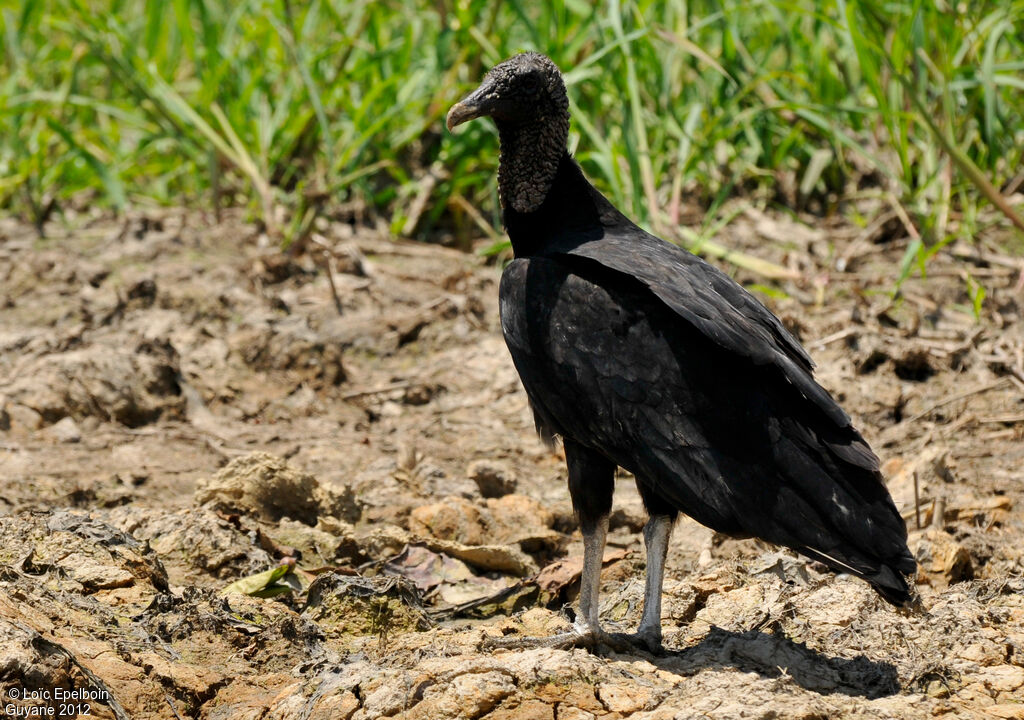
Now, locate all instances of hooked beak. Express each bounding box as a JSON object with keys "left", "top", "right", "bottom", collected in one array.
[{"left": 446, "top": 81, "right": 498, "bottom": 132}]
